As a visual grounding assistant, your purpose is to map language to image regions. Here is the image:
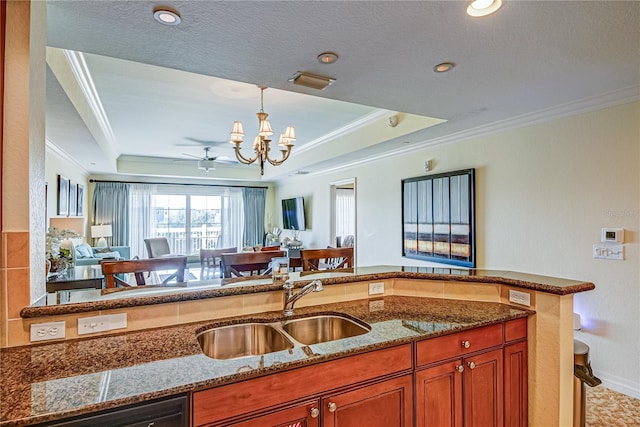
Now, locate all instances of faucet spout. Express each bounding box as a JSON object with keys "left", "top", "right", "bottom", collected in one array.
[{"left": 283, "top": 280, "right": 323, "bottom": 316}]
